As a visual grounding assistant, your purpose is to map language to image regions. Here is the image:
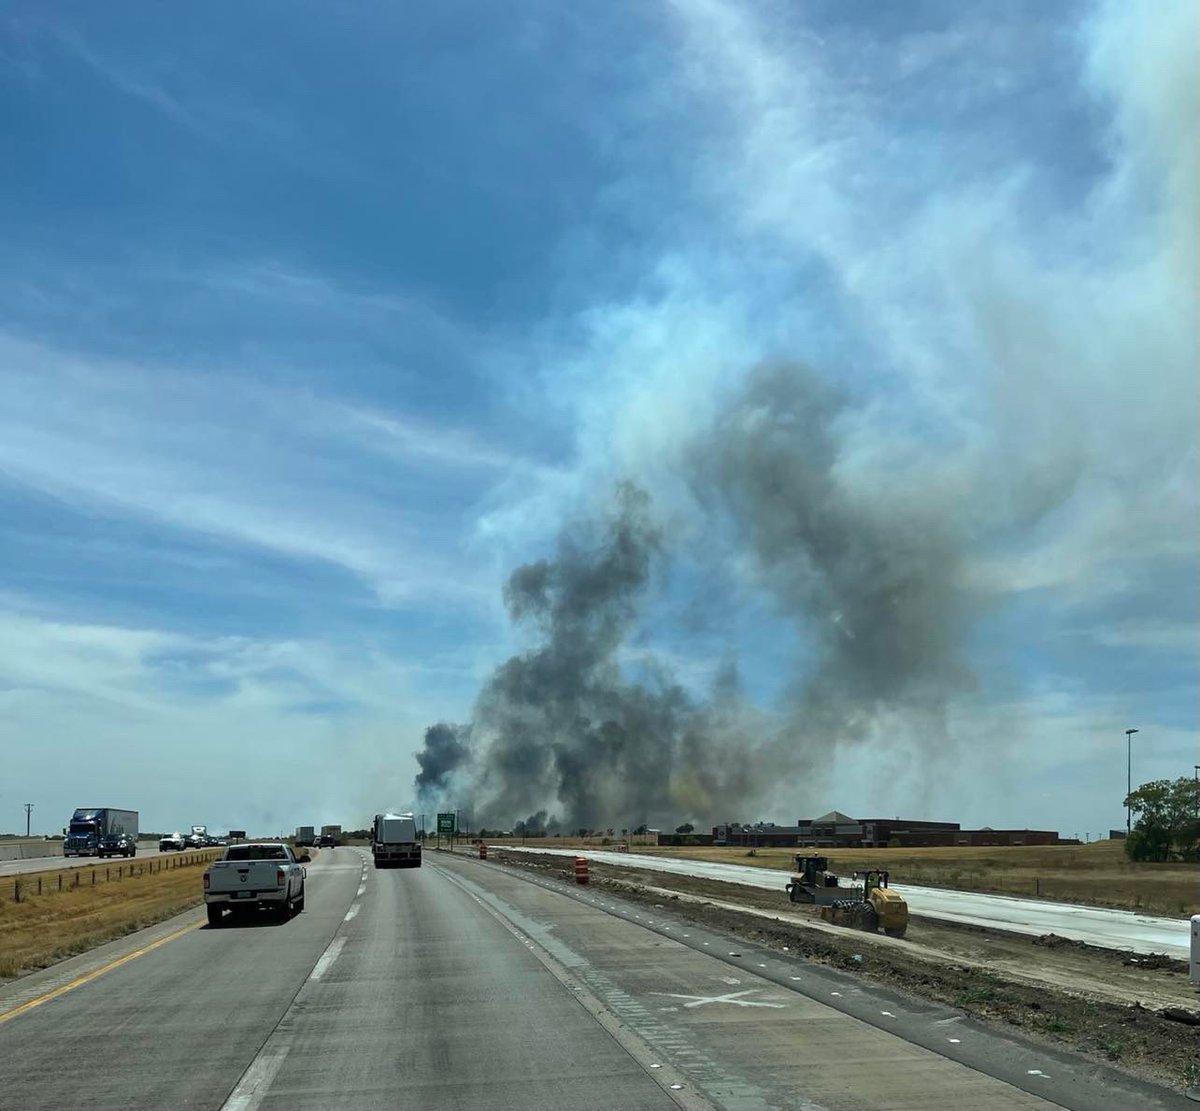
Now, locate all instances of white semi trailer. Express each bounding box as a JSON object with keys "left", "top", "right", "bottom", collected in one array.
[{"left": 372, "top": 813, "right": 421, "bottom": 869}]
